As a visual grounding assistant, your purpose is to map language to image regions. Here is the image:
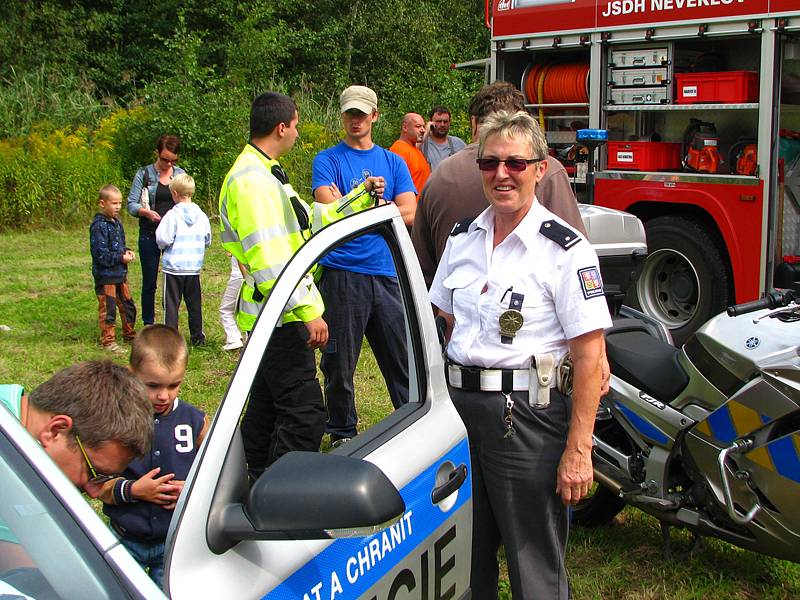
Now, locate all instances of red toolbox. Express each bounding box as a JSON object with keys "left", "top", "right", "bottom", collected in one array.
[
  {"left": 607, "top": 141, "right": 682, "bottom": 171},
  {"left": 675, "top": 71, "right": 759, "bottom": 104}
]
